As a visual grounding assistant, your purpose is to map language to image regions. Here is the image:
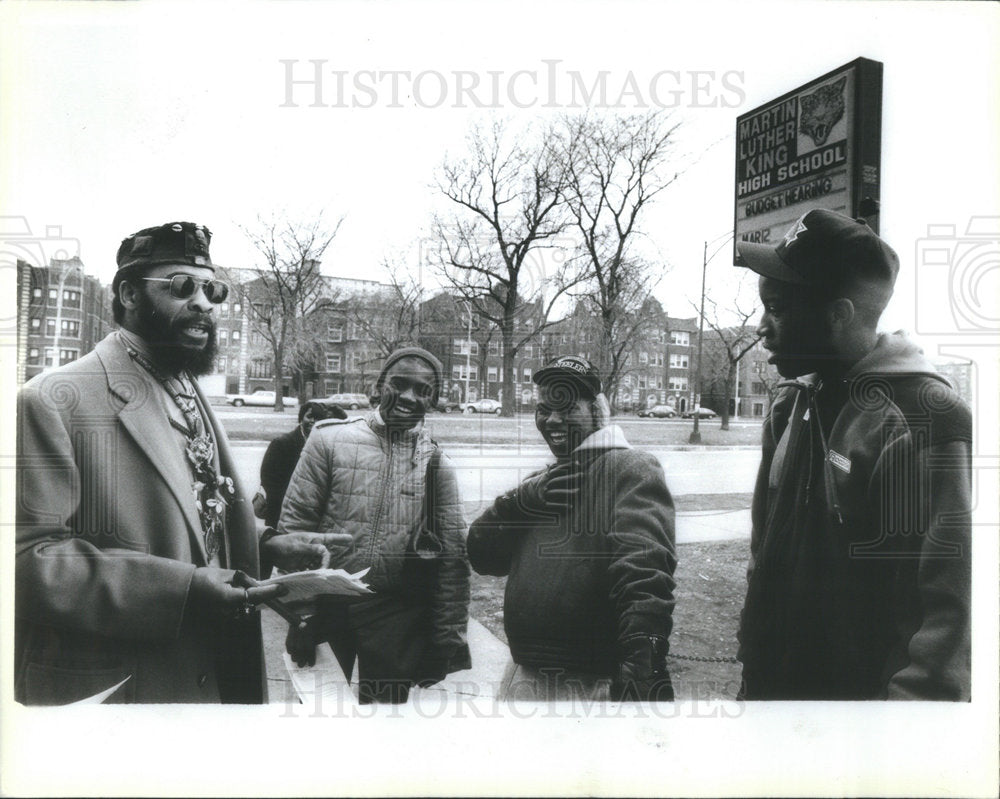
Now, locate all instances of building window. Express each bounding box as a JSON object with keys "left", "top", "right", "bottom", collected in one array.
[
  {"left": 327, "top": 323, "right": 343, "bottom": 343},
  {"left": 487, "top": 366, "right": 499, "bottom": 383},
  {"left": 669, "top": 377, "right": 688, "bottom": 391},
  {"left": 45, "top": 319, "right": 56, "bottom": 336},
  {"left": 655, "top": 376, "right": 663, "bottom": 389},
  {"left": 219, "top": 329, "right": 229, "bottom": 344},
  {"left": 522, "top": 367, "right": 531, "bottom": 383},
  {"left": 523, "top": 344, "right": 533, "bottom": 359},
  {"left": 488, "top": 341, "right": 500, "bottom": 356},
  {"left": 669, "top": 353, "right": 689, "bottom": 369},
  {"left": 217, "top": 356, "right": 227, "bottom": 373},
  {"left": 233, "top": 303, "right": 242, "bottom": 315},
  {"left": 27, "top": 347, "right": 40, "bottom": 364},
  {"left": 48, "top": 288, "right": 58, "bottom": 303},
  {"left": 32, "top": 288, "right": 42, "bottom": 299},
  {"left": 250, "top": 359, "right": 271, "bottom": 378},
  {"left": 753, "top": 402, "right": 764, "bottom": 417},
  {"left": 670, "top": 331, "right": 690, "bottom": 346},
  {"left": 451, "top": 364, "right": 477, "bottom": 381},
  {"left": 30, "top": 318, "right": 41, "bottom": 330},
  {"left": 653, "top": 353, "right": 664, "bottom": 367},
  {"left": 751, "top": 381, "right": 766, "bottom": 395},
  {"left": 232, "top": 330, "right": 241, "bottom": 342},
  {"left": 60, "top": 319, "right": 80, "bottom": 338},
  {"left": 639, "top": 375, "right": 647, "bottom": 389},
  {"left": 63, "top": 290, "right": 80, "bottom": 308},
  {"left": 219, "top": 302, "right": 230, "bottom": 318},
  {"left": 326, "top": 354, "right": 342, "bottom": 372}
]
